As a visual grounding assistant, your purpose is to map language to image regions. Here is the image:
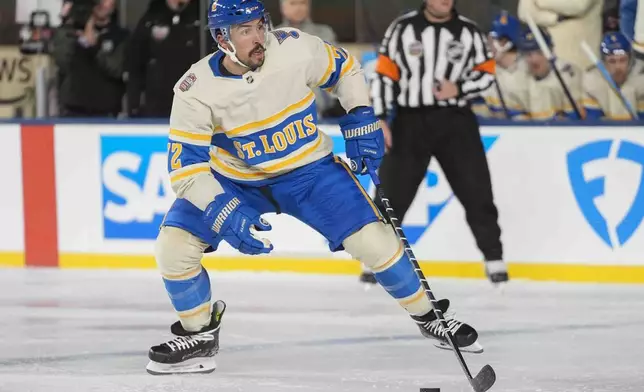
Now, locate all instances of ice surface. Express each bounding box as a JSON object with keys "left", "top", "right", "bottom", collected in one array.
[{"left": 1, "top": 268, "right": 643, "bottom": 392}]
